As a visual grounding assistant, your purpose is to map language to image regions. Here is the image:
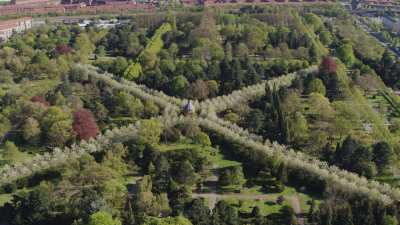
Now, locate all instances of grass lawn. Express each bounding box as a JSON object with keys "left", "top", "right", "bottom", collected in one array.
[
  {"left": 376, "top": 175, "right": 400, "bottom": 187},
  {"left": 155, "top": 142, "right": 241, "bottom": 169},
  {"left": 0, "top": 187, "right": 34, "bottom": 207},
  {"left": 222, "top": 186, "right": 315, "bottom": 215},
  {"left": 0, "top": 193, "right": 12, "bottom": 207},
  {"left": 124, "top": 22, "right": 172, "bottom": 80},
  {"left": 224, "top": 197, "right": 290, "bottom": 215},
  {"left": 211, "top": 184, "right": 317, "bottom": 215},
  {"left": 253, "top": 186, "right": 314, "bottom": 212}
]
